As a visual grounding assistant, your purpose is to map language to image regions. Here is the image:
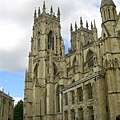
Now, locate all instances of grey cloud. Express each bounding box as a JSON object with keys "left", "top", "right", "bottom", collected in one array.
[{"left": 0, "top": 32, "right": 30, "bottom": 72}]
